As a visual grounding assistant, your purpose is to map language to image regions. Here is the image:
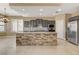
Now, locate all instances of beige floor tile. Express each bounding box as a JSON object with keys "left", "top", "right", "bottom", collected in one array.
[
  {"left": 0, "top": 36, "right": 79, "bottom": 55},
  {"left": 16, "top": 39, "right": 79, "bottom": 55},
  {"left": 0, "top": 36, "right": 16, "bottom": 55}
]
